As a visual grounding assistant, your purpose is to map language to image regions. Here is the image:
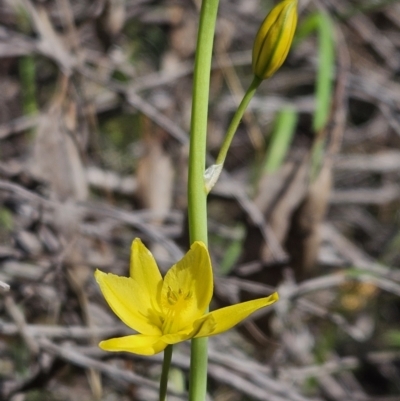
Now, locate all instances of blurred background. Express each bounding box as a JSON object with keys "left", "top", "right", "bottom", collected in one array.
[{"left": 1, "top": 0, "right": 400, "bottom": 400}]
